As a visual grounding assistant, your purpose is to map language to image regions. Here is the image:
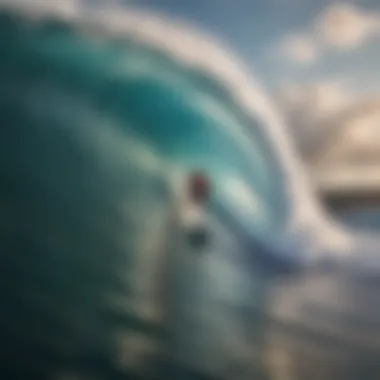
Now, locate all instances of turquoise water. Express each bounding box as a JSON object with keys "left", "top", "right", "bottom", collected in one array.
[
  {"left": 0, "top": 9, "right": 279, "bottom": 379},
  {"left": 0, "top": 11, "right": 289, "bottom": 235}
]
